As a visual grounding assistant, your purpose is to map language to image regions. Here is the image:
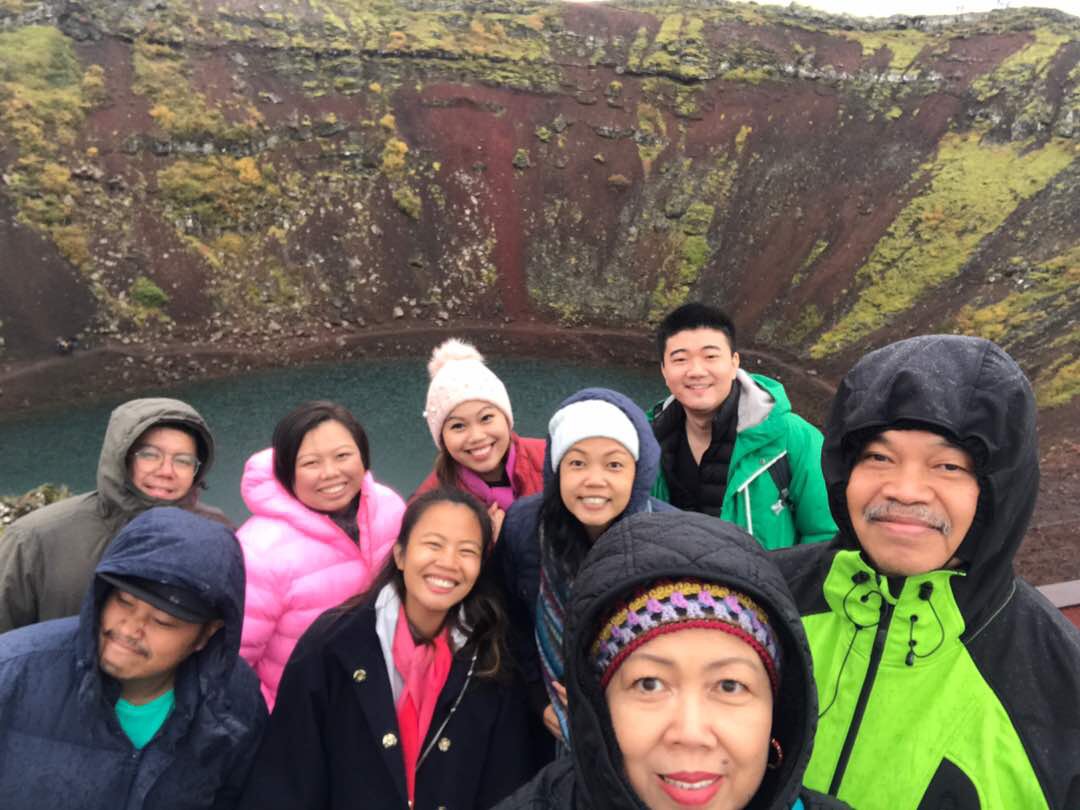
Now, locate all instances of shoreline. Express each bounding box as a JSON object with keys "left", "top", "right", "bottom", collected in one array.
[
  {"left": 0, "top": 321, "right": 839, "bottom": 419},
  {"left": 2, "top": 324, "right": 1077, "bottom": 589}
]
